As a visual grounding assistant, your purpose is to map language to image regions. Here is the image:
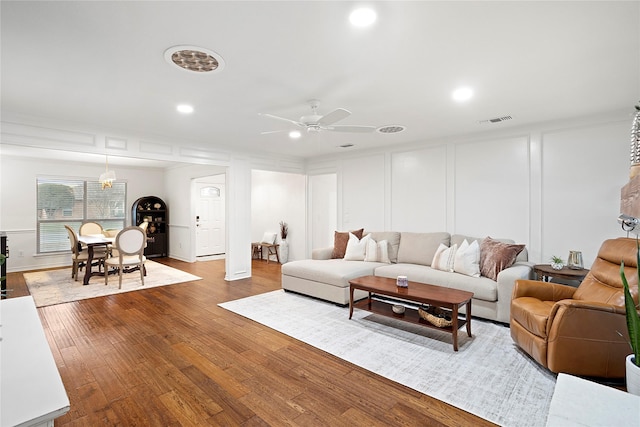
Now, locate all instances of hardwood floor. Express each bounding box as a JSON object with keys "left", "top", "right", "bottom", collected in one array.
[{"left": 5, "top": 259, "right": 496, "bottom": 426}]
